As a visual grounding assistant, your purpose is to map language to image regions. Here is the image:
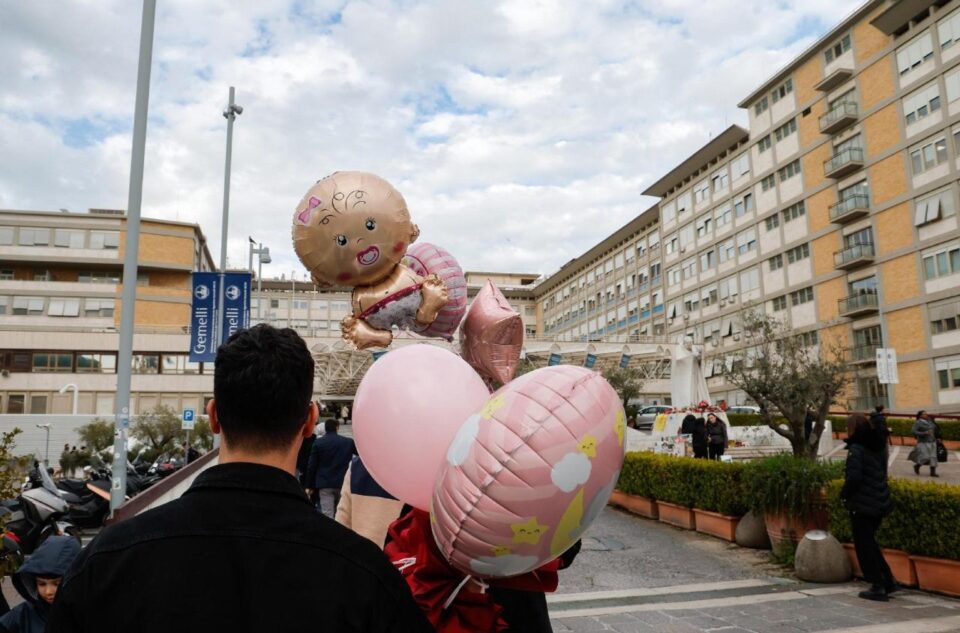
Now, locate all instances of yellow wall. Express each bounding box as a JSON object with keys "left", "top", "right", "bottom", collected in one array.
[
  {"left": 881, "top": 254, "right": 921, "bottom": 304},
  {"left": 795, "top": 56, "right": 822, "bottom": 107},
  {"left": 863, "top": 103, "right": 901, "bottom": 158},
  {"left": 114, "top": 300, "right": 190, "bottom": 327},
  {"left": 874, "top": 202, "right": 913, "bottom": 255},
  {"left": 803, "top": 142, "right": 831, "bottom": 192},
  {"left": 859, "top": 56, "right": 895, "bottom": 111},
  {"left": 820, "top": 323, "right": 849, "bottom": 350},
  {"left": 807, "top": 187, "right": 836, "bottom": 233},
  {"left": 896, "top": 361, "right": 932, "bottom": 409},
  {"left": 812, "top": 232, "right": 841, "bottom": 277},
  {"left": 147, "top": 271, "right": 191, "bottom": 290},
  {"left": 816, "top": 277, "right": 845, "bottom": 323},
  {"left": 886, "top": 306, "right": 925, "bottom": 354},
  {"left": 869, "top": 154, "right": 908, "bottom": 205},
  {"left": 800, "top": 99, "right": 824, "bottom": 149},
  {"left": 853, "top": 12, "right": 890, "bottom": 66}
]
